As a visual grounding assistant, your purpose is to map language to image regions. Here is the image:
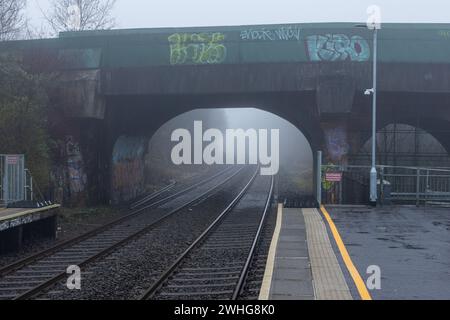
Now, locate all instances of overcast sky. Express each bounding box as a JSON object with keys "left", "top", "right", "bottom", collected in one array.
[{"left": 27, "top": 0, "right": 450, "bottom": 30}]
